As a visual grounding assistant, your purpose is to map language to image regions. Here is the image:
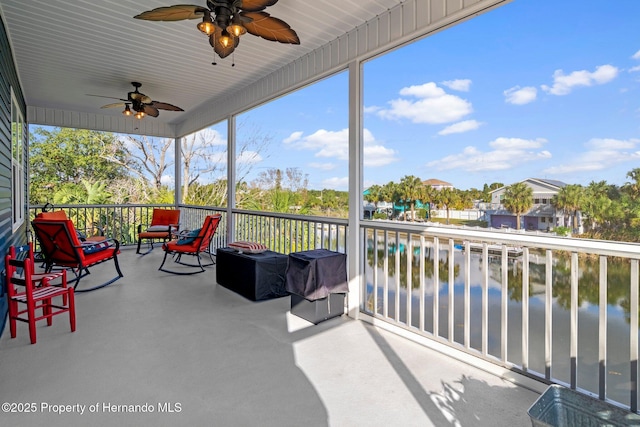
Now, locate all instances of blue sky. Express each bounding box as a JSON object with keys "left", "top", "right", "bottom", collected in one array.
[{"left": 206, "top": 0, "right": 640, "bottom": 192}]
